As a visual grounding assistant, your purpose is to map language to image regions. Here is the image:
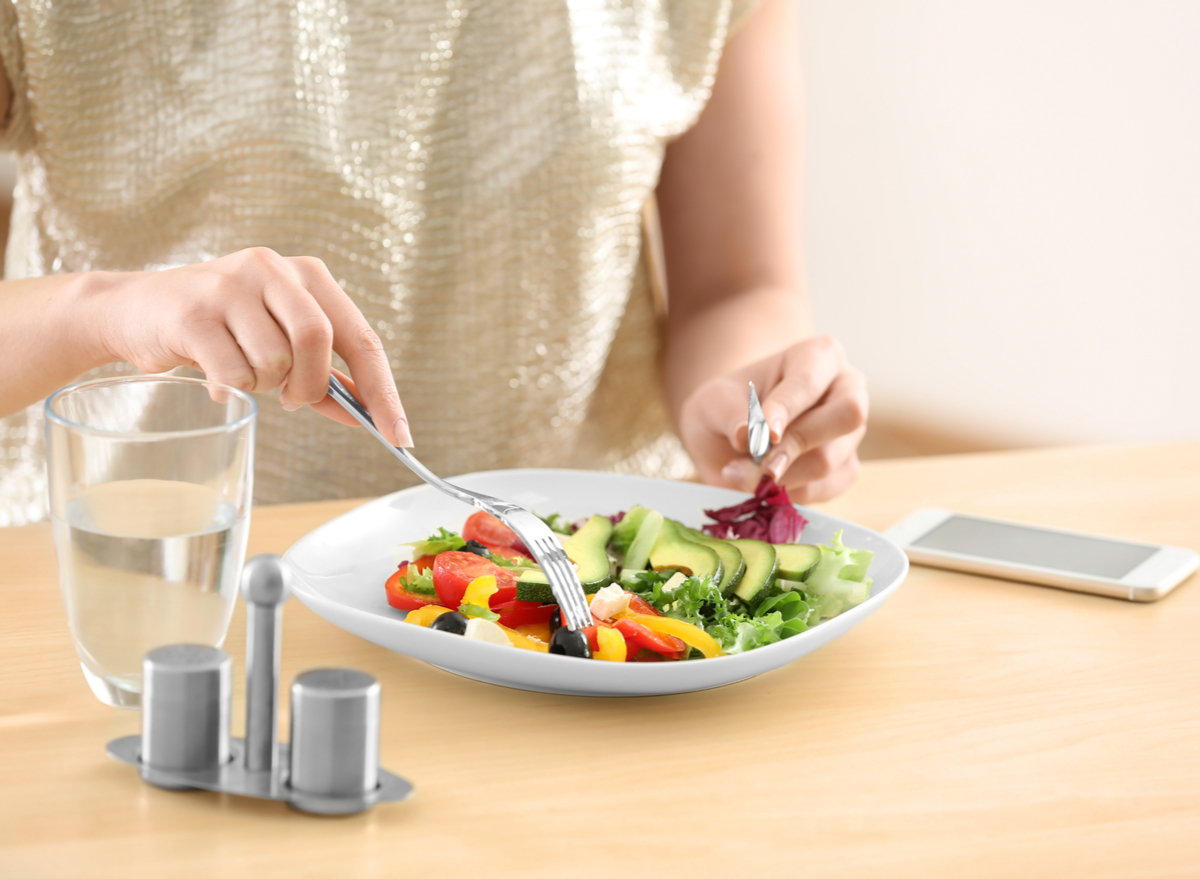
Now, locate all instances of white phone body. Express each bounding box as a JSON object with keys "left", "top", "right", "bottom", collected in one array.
[{"left": 885, "top": 508, "right": 1198, "bottom": 602}]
